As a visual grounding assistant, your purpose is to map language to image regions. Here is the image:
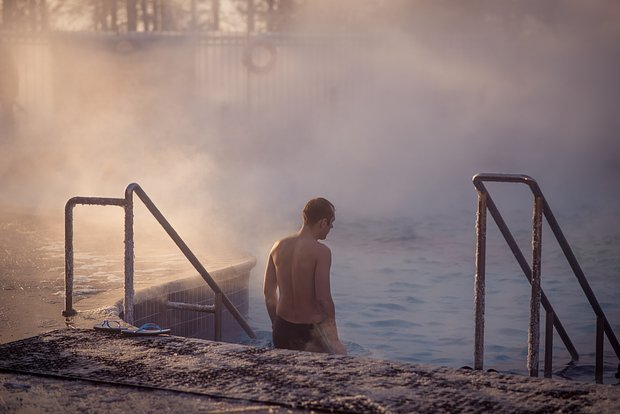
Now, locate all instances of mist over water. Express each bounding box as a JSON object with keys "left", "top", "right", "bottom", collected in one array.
[{"left": 1, "top": 1, "right": 619, "bottom": 379}]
